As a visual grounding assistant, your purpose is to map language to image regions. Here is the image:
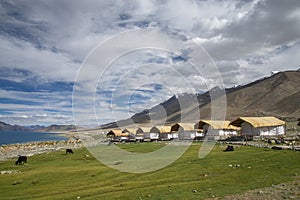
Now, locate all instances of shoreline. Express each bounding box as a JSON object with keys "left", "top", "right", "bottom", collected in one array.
[{"left": 0, "top": 139, "right": 83, "bottom": 161}]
